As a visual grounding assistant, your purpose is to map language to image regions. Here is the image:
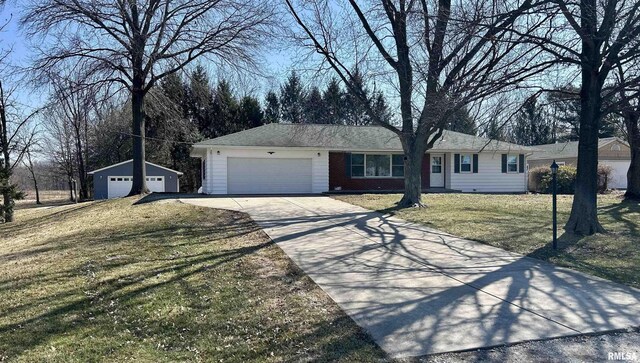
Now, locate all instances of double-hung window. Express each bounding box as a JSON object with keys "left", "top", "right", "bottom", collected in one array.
[
  {"left": 391, "top": 155, "right": 404, "bottom": 177},
  {"left": 352, "top": 154, "right": 404, "bottom": 178},
  {"left": 460, "top": 154, "right": 472, "bottom": 173},
  {"left": 507, "top": 155, "right": 518, "bottom": 173}
]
